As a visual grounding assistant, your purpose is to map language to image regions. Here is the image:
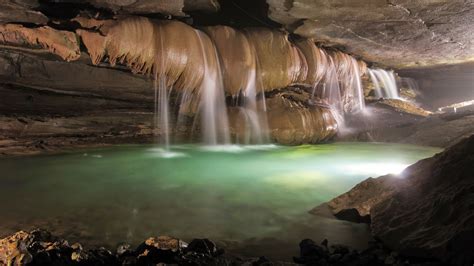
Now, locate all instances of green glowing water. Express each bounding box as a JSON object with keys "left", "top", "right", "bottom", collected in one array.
[{"left": 0, "top": 143, "right": 440, "bottom": 258}]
